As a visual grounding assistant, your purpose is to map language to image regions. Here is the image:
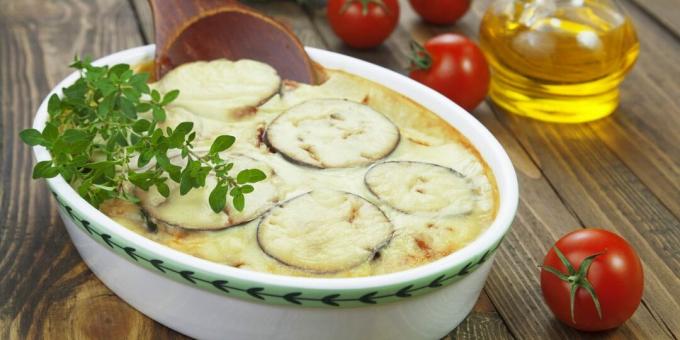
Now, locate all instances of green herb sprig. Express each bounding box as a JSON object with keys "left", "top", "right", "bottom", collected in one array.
[{"left": 20, "top": 57, "right": 265, "bottom": 213}]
